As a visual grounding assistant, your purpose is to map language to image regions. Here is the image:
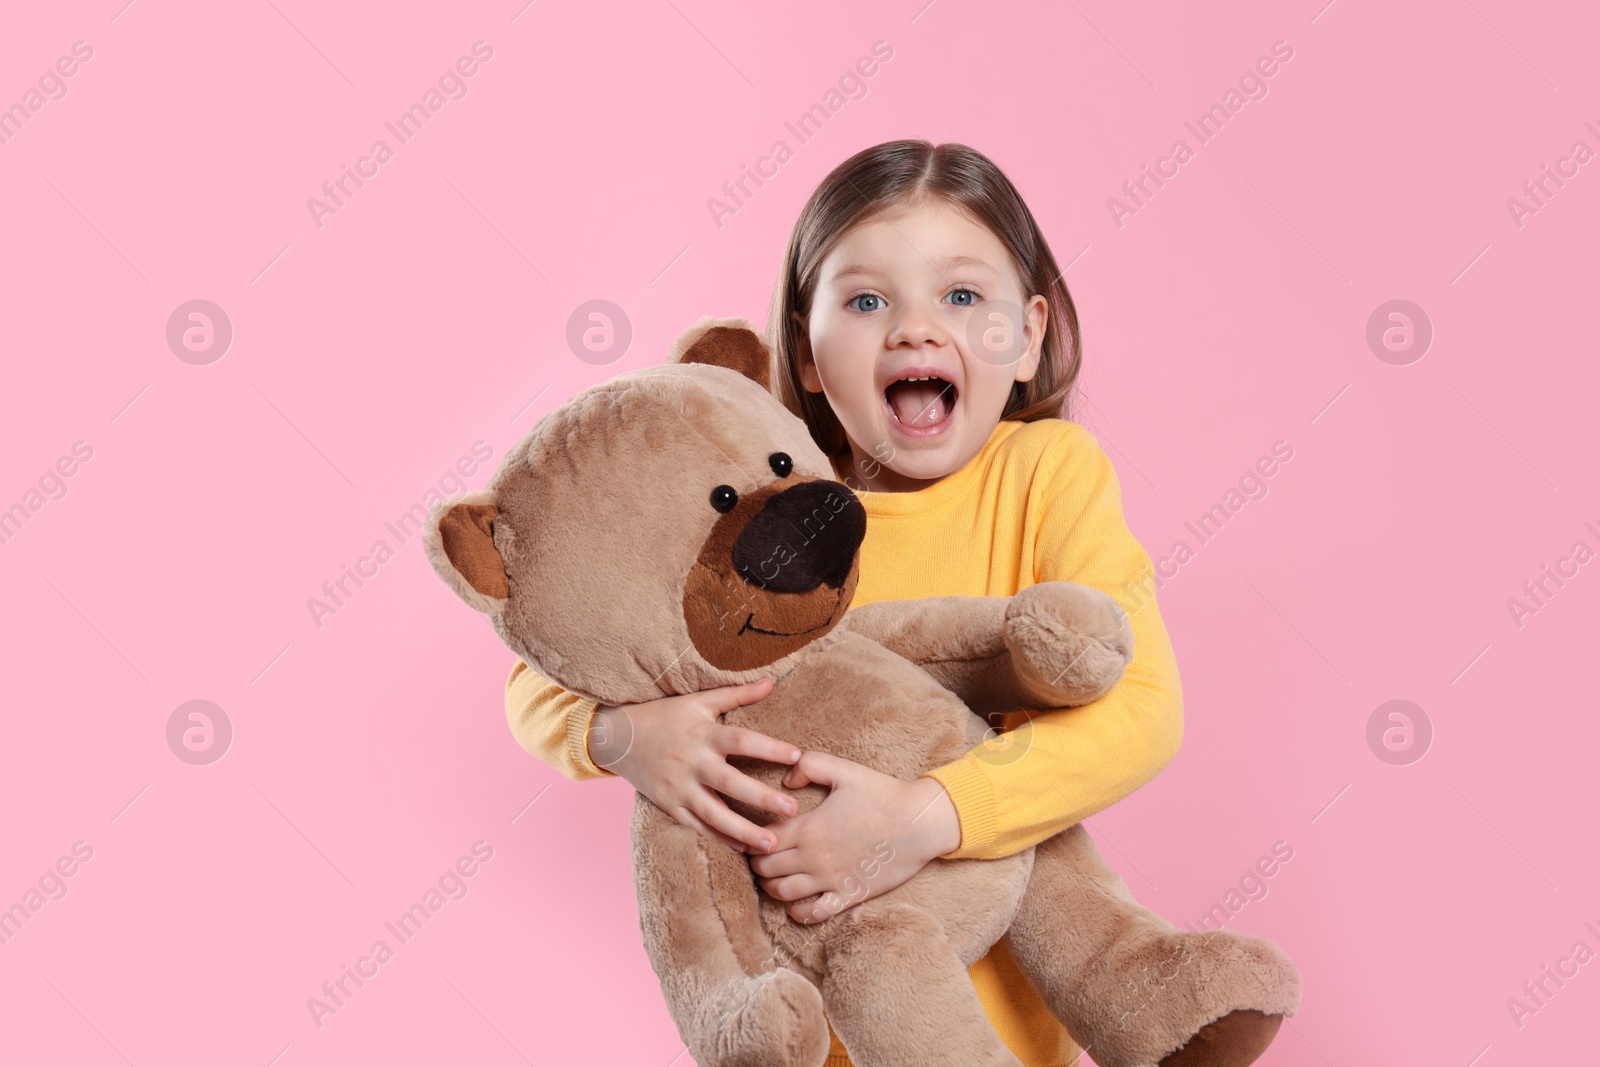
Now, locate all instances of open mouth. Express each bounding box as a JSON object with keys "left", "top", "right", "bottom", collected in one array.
[{"left": 883, "top": 371, "right": 958, "bottom": 435}]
